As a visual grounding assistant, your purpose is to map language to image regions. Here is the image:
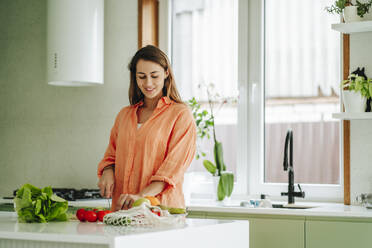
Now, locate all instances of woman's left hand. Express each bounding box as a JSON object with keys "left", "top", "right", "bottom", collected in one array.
[{"left": 115, "top": 194, "right": 142, "bottom": 211}]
